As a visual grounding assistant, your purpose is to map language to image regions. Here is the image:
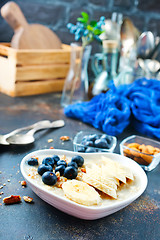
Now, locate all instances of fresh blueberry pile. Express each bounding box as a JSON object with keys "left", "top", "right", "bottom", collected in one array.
[
  {"left": 27, "top": 154, "right": 84, "bottom": 186},
  {"left": 77, "top": 134, "right": 113, "bottom": 153}
]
